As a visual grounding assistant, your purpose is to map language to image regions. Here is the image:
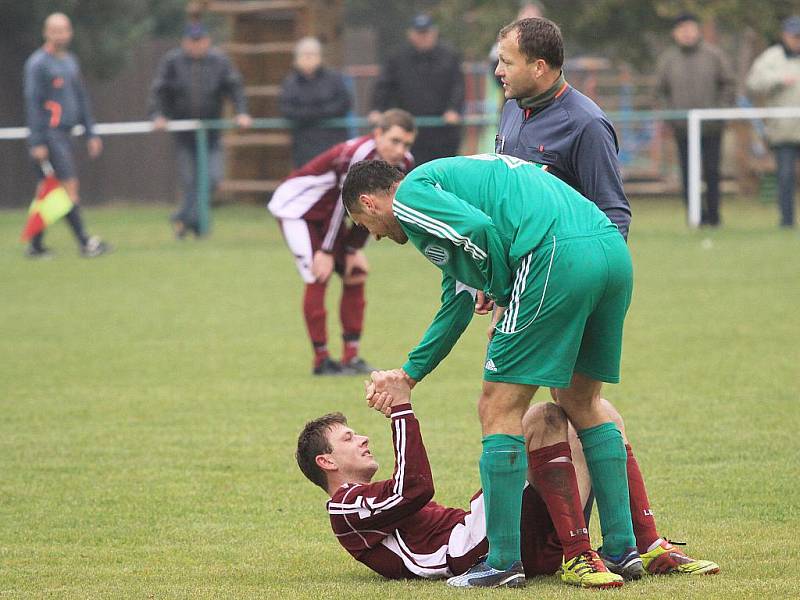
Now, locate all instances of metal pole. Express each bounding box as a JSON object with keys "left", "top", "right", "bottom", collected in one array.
[
  {"left": 687, "top": 110, "right": 702, "bottom": 228},
  {"left": 195, "top": 126, "right": 211, "bottom": 236}
]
